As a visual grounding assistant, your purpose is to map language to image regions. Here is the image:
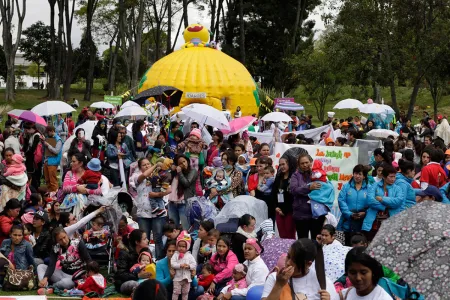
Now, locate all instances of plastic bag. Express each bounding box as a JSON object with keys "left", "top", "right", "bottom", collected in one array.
[{"left": 214, "top": 196, "right": 268, "bottom": 228}]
